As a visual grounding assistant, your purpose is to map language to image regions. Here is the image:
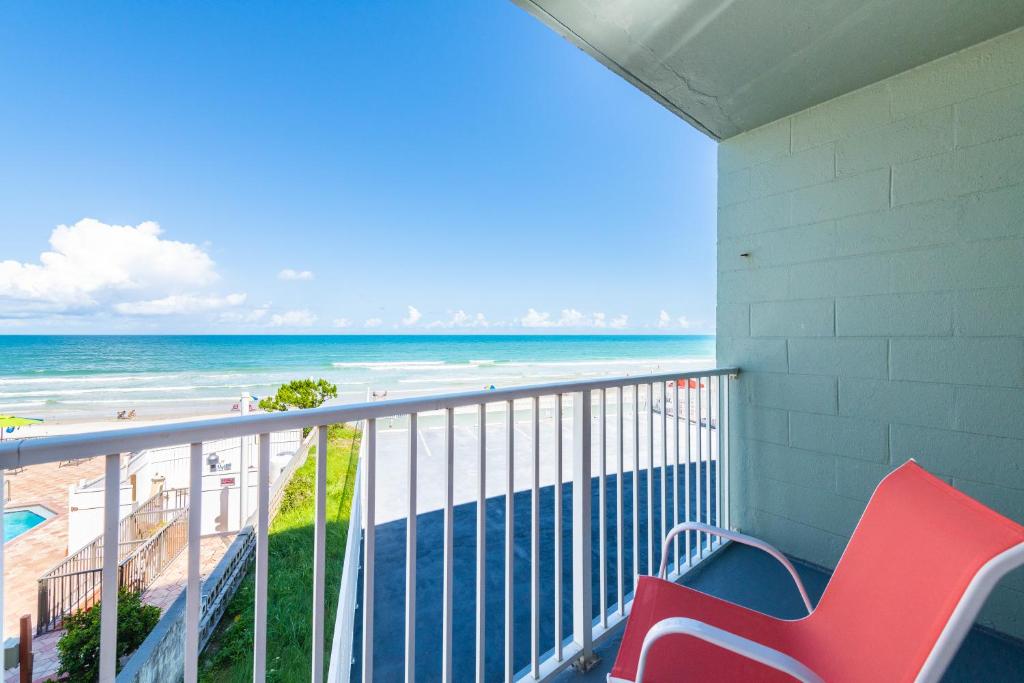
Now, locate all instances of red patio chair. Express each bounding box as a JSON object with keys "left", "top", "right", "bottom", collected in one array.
[{"left": 610, "top": 460, "right": 1024, "bottom": 682}]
